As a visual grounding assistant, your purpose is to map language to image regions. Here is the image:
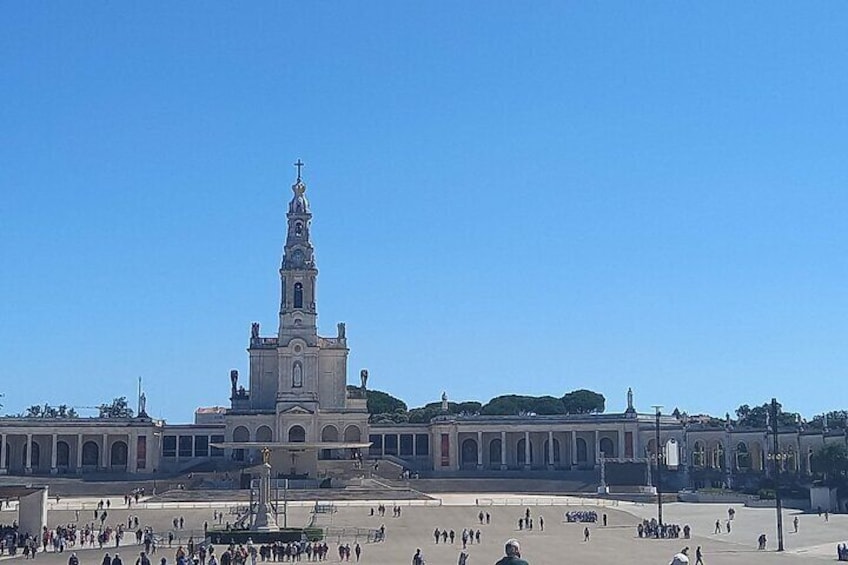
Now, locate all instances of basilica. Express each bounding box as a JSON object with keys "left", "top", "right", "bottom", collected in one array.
[{"left": 0, "top": 169, "right": 843, "bottom": 490}]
